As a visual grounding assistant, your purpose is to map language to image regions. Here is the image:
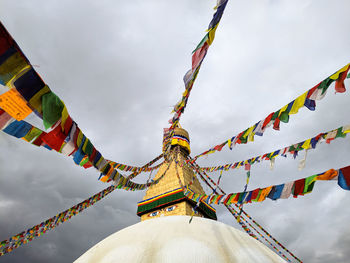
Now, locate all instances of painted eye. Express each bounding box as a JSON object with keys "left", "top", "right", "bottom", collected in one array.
[
  {"left": 166, "top": 206, "right": 176, "bottom": 212},
  {"left": 149, "top": 211, "right": 159, "bottom": 217}
]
